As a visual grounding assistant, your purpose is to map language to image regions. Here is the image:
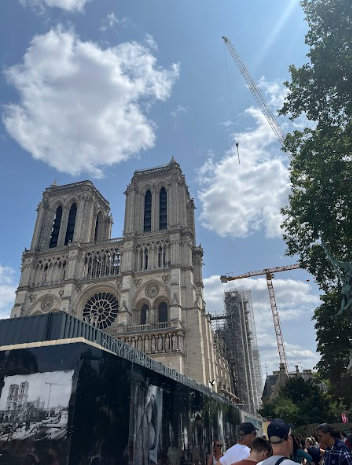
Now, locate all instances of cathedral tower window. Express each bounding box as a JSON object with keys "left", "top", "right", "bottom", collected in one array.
[
  {"left": 49, "top": 206, "right": 63, "bottom": 249},
  {"left": 159, "top": 187, "right": 167, "bottom": 230},
  {"left": 158, "top": 301, "right": 168, "bottom": 323},
  {"left": 94, "top": 212, "right": 102, "bottom": 242},
  {"left": 144, "top": 249, "right": 149, "bottom": 270},
  {"left": 140, "top": 304, "right": 148, "bottom": 325},
  {"left": 144, "top": 190, "right": 152, "bottom": 232},
  {"left": 65, "top": 203, "right": 77, "bottom": 245}
]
